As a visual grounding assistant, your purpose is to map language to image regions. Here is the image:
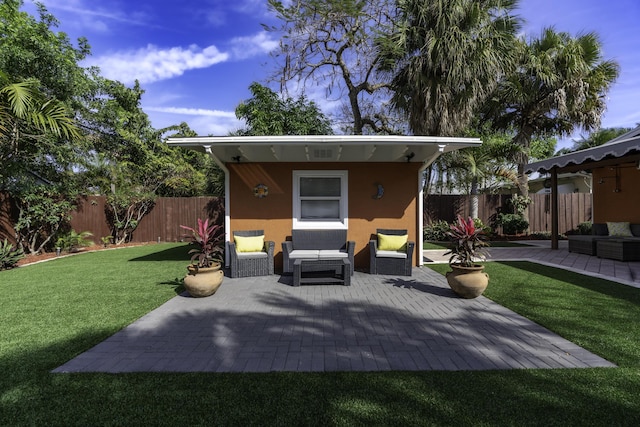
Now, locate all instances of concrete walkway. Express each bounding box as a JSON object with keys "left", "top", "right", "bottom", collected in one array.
[
  {"left": 53, "top": 249, "right": 619, "bottom": 373},
  {"left": 424, "top": 240, "right": 640, "bottom": 288}
]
